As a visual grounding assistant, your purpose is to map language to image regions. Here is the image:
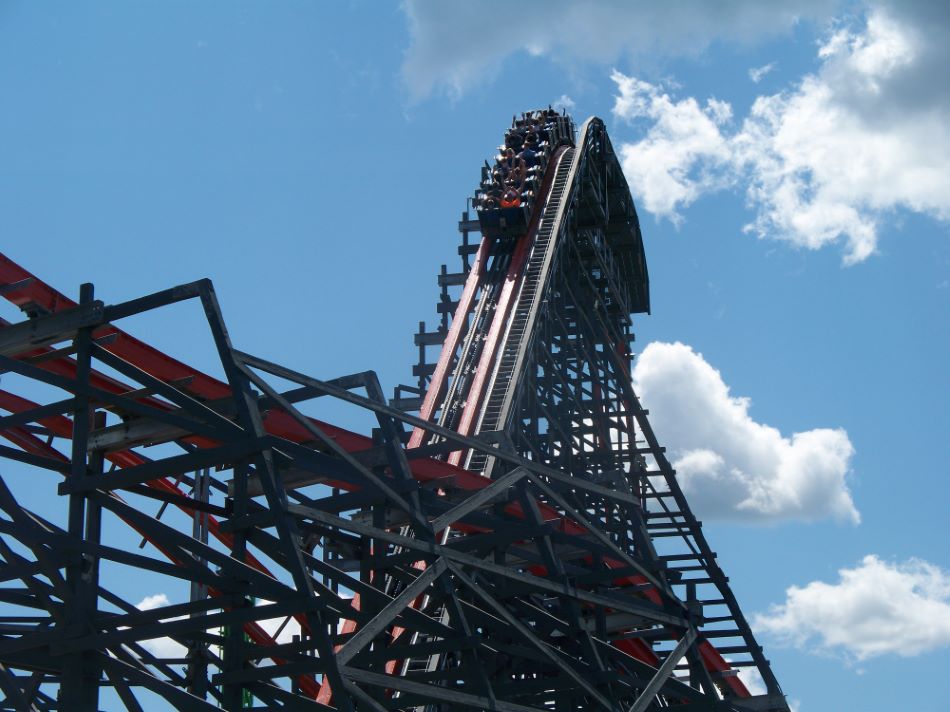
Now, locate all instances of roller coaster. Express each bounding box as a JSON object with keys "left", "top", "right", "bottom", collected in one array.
[{"left": 0, "top": 112, "right": 789, "bottom": 711}]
